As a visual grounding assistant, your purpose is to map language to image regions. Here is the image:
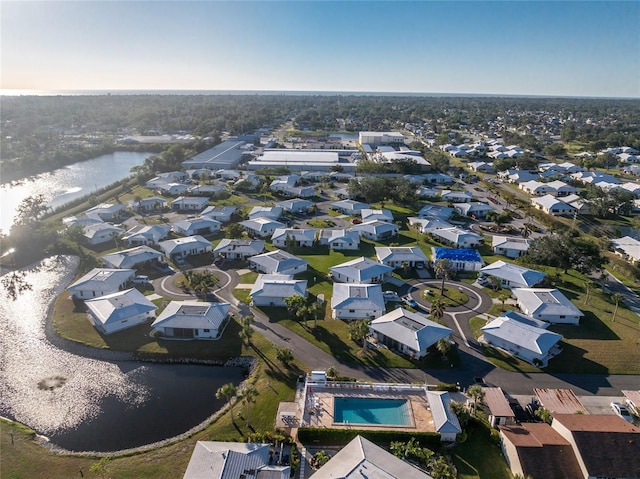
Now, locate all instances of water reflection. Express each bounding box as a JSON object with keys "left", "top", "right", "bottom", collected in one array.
[{"left": 0, "top": 256, "right": 244, "bottom": 451}]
